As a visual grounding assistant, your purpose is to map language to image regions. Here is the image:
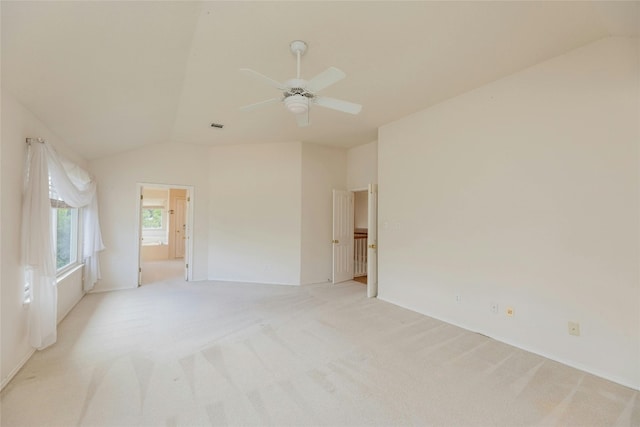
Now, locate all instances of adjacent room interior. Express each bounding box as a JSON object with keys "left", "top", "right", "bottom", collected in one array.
[
  {"left": 139, "top": 185, "right": 190, "bottom": 285},
  {"left": 1, "top": 1, "right": 638, "bottom": 425}
]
